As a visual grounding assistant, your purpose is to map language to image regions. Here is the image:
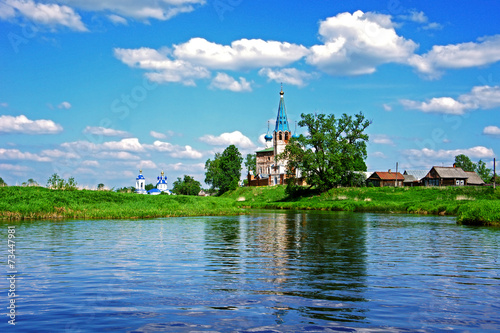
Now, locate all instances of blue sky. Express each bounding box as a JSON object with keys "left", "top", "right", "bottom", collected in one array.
[{"left": 0, "top": 0, "right": 499, "bottom": 189}]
